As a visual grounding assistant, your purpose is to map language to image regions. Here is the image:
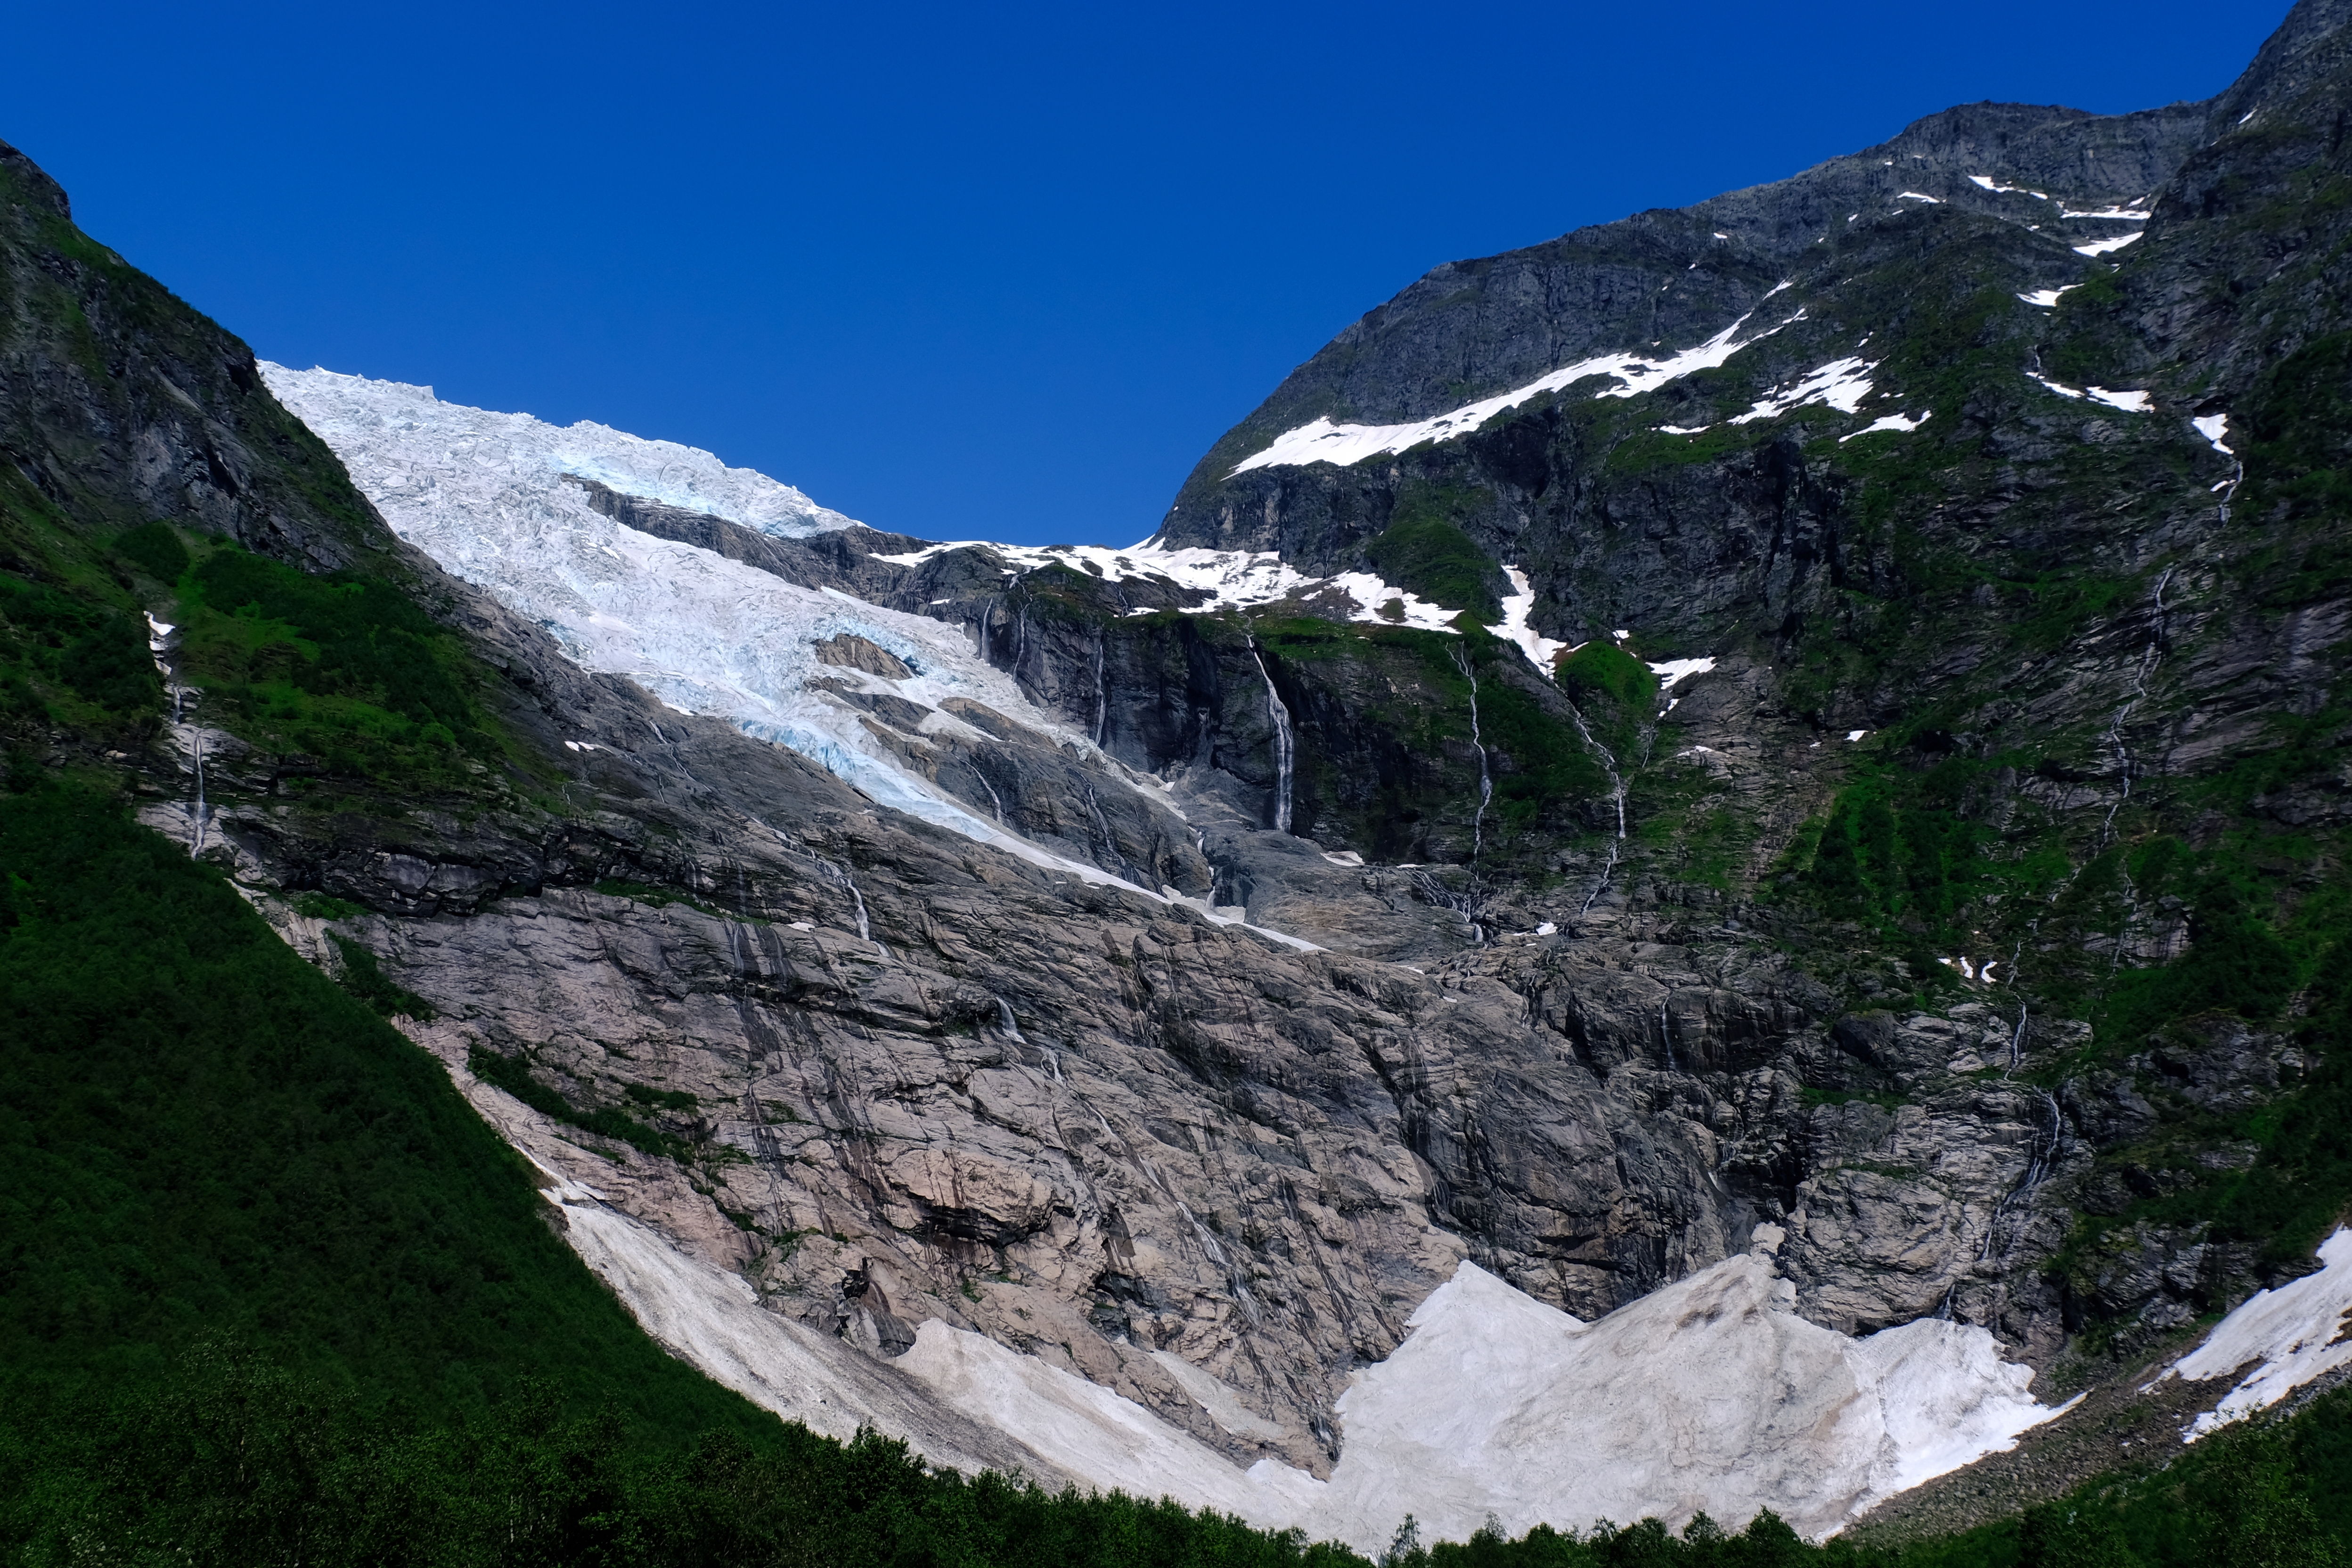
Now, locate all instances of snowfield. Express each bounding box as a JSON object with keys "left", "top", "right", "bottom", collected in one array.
[
  {"left": 1229, "top": 310, "right": 1791, "bottom": 475},
  {"left": 872, "top": 538, "right": 1464, "bottom": 634},
  {"left": 500, "top": 1164, "right": 2075, "bottom": 1551},
  {"left": 2160, "top": 1227, "right": 2352, "bottom": 1440}
]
